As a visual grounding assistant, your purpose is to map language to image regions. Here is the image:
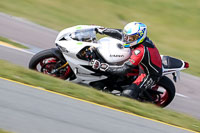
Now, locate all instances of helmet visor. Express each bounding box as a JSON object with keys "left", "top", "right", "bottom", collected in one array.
[{"left": 123, "top": 34, "right": 140, "bottom": 44}]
